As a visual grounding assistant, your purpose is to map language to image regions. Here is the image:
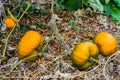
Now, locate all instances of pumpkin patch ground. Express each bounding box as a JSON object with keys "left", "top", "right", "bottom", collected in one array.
[{"left": 0, "top": 0, "right": 120, "bottom": 80}]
